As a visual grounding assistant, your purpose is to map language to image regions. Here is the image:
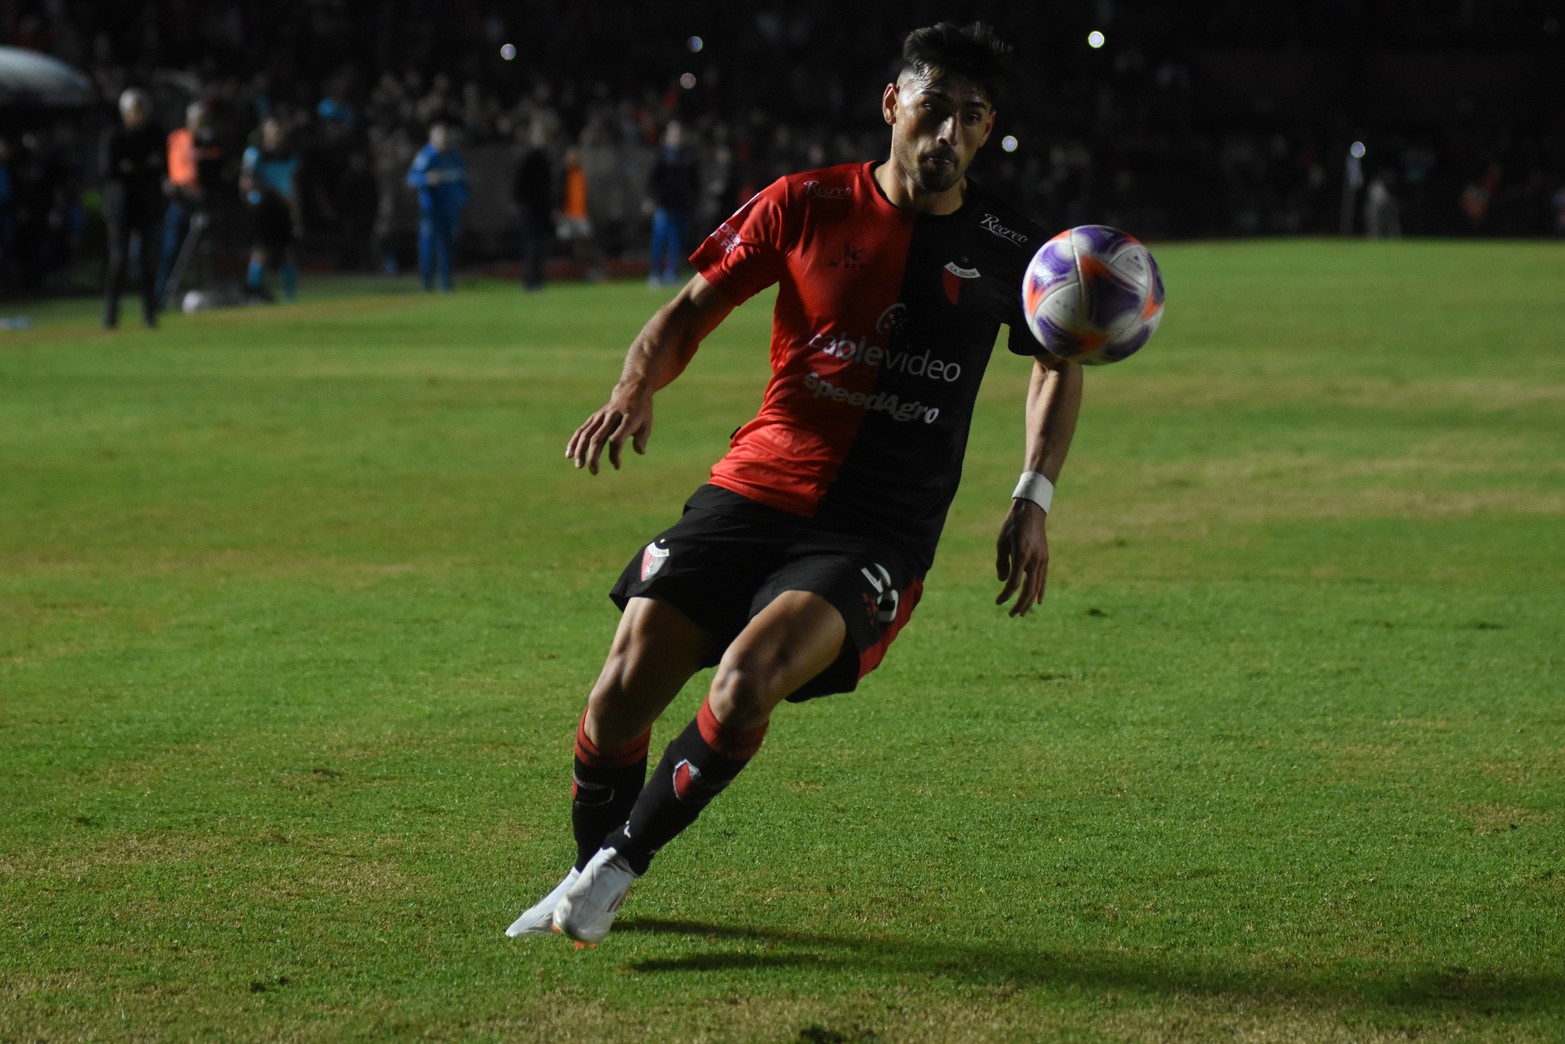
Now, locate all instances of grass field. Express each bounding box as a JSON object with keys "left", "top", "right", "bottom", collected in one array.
[{"left": 2, "top": 240, "right": 1563, "bottom": 1042}]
